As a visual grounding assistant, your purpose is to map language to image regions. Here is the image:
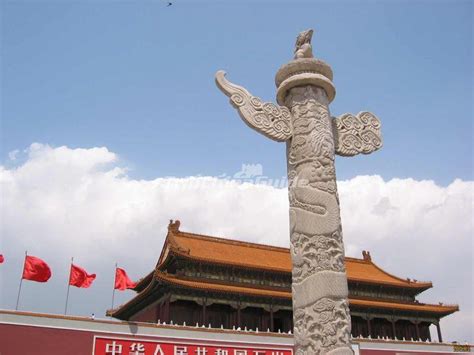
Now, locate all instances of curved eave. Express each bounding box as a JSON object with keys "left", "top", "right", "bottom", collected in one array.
[
  {"left": 109, "top": 270, "right": 457, "bottom": 320},
  {"left": 156, "top": 249, "right": 179, "bottom": 272},
  {"left": 153, "top": 272, "right": 458, "bottom": 317},
  {"left": 350, "top": 298, "right": 459, "bottom": 317},
  {"left": 154, "top": 271, "right": 290, "bottom": 300},
  {"left": 108, "top": 278, "right": 160, "bottom": 319},
  {"left": 364, "top": 258, "right": 433, "bottom": 290},
  {"left": 133, "top": 271, "right": 154, "bottom": 292},
  {"left": 348, "top": 278, "right": 432, "bottom": 294},
  {"left": 161, "top": 249, "right": 433, "bottom": 291},
  {"left": 132, "top": 232, "right": 176, "bottom": 293}
]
